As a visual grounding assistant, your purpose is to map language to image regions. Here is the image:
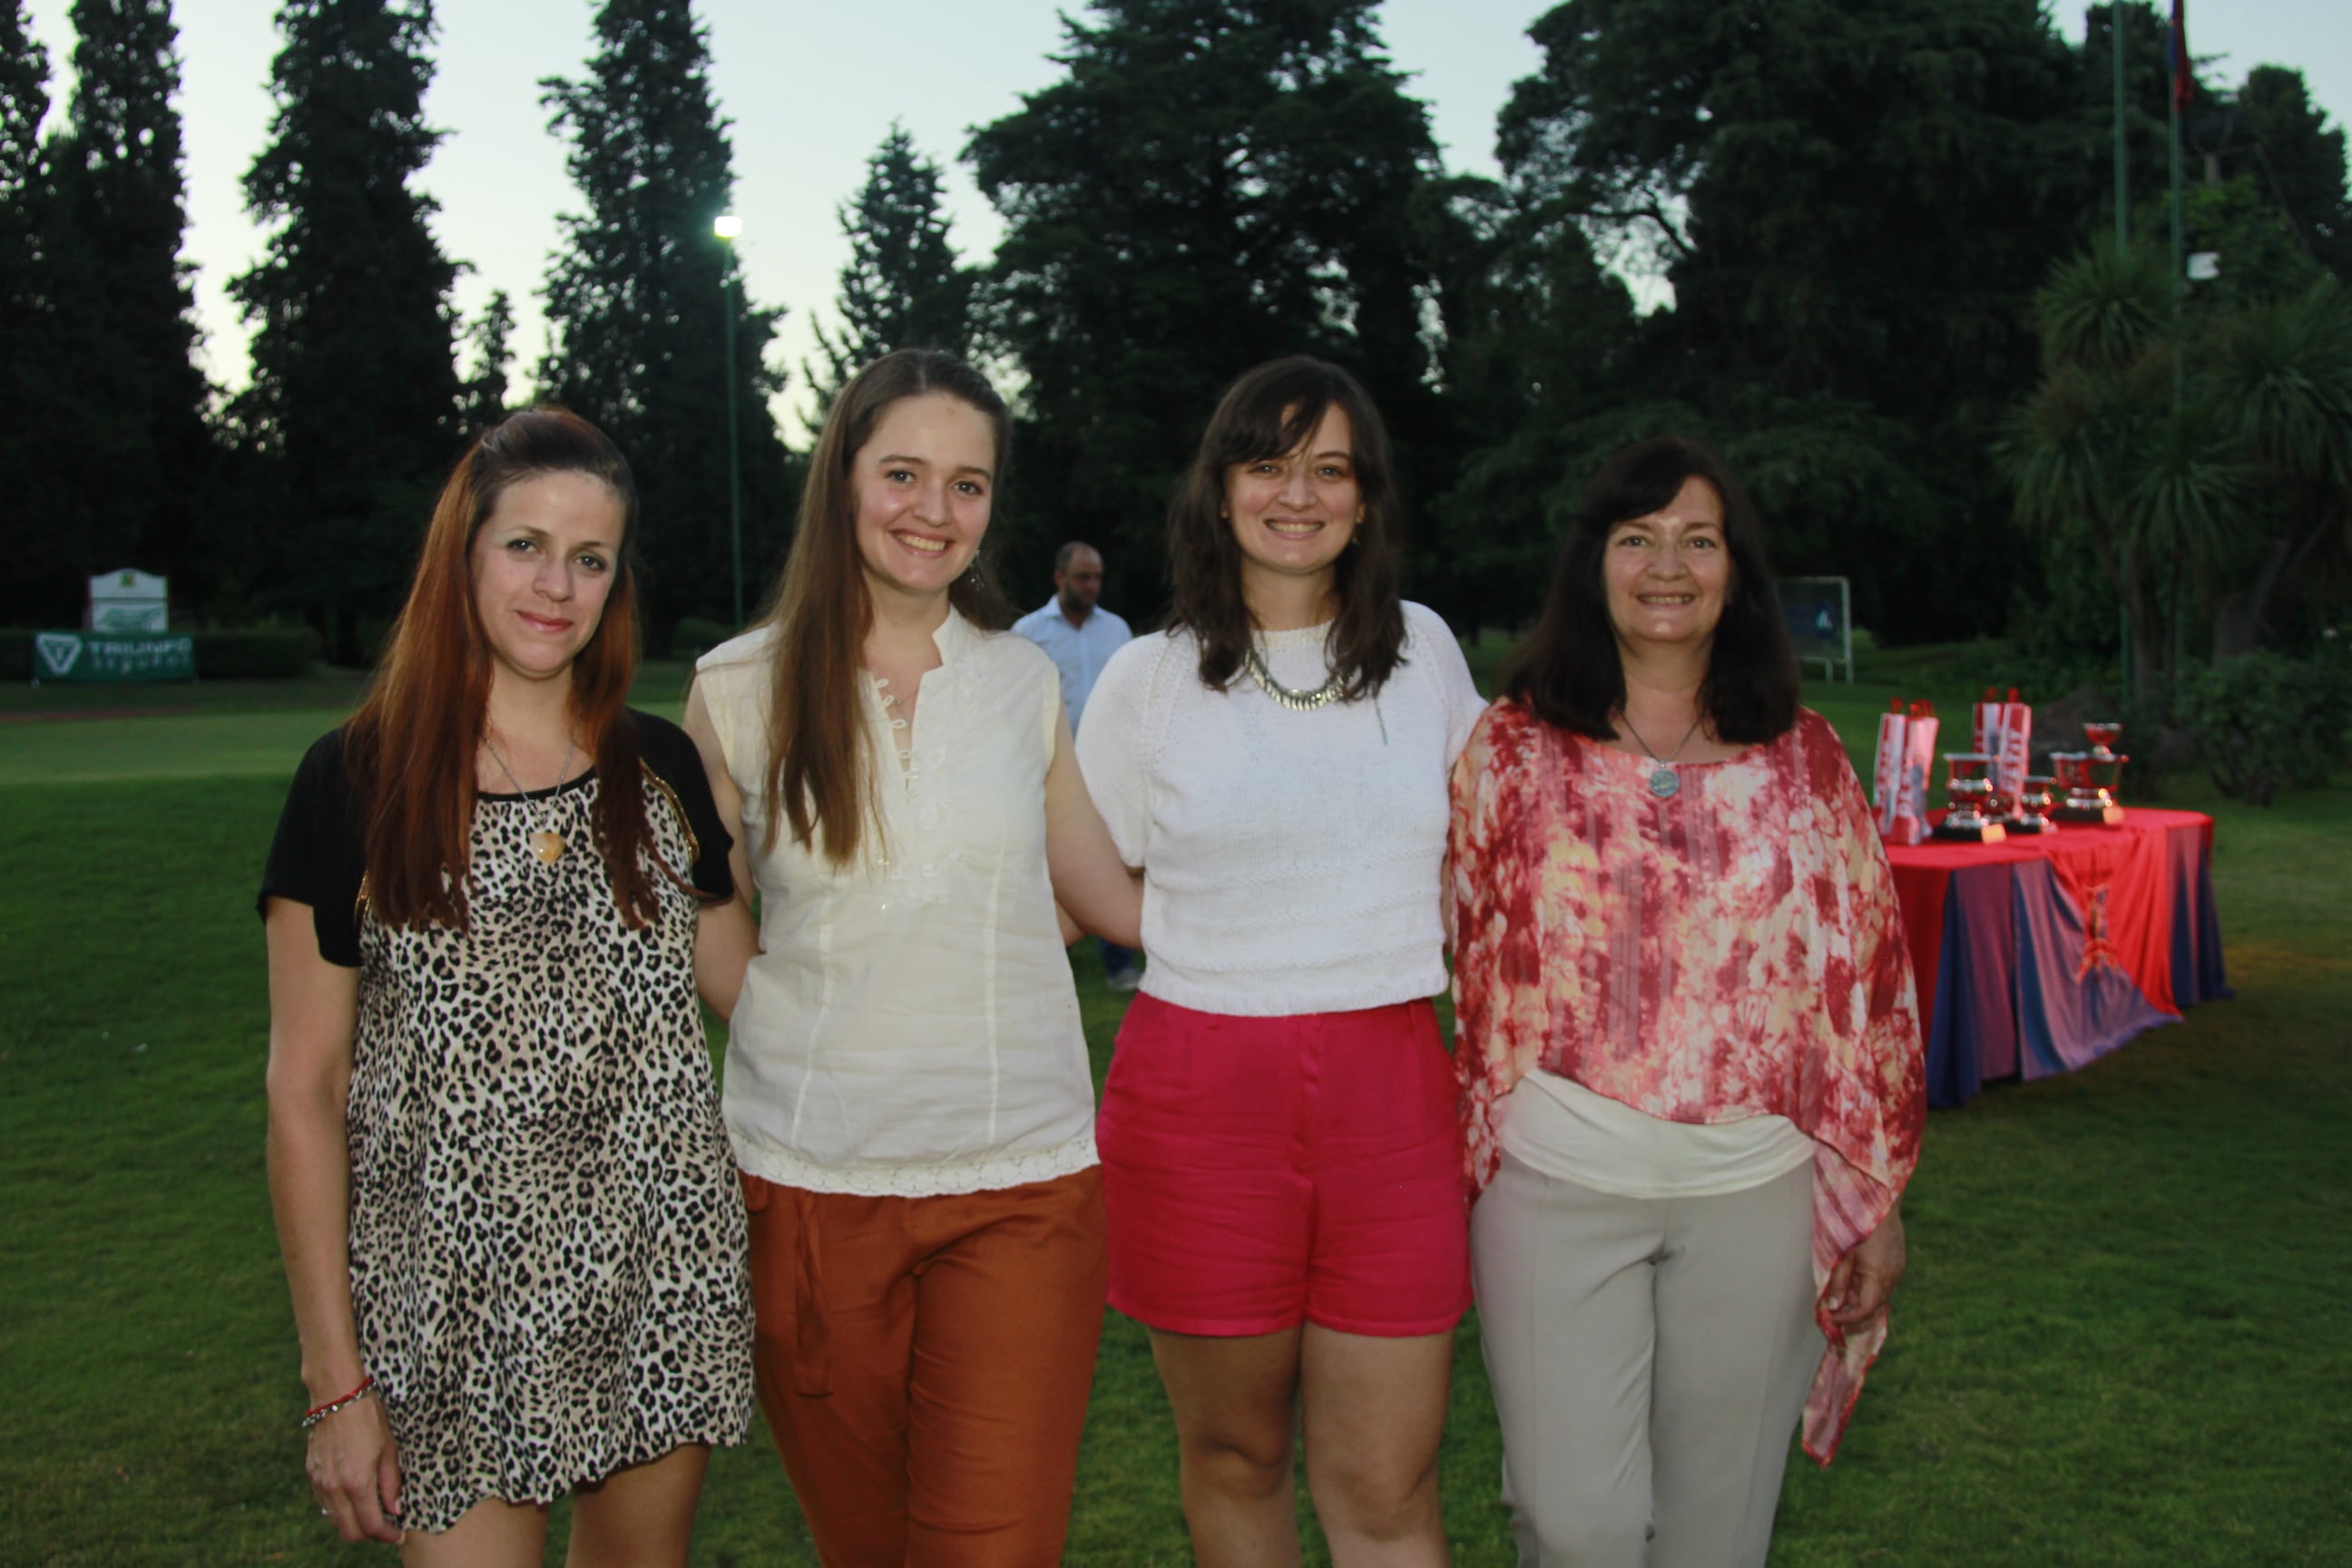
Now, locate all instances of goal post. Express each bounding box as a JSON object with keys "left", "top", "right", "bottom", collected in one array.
[{"left": 1779, "top": 576, "right": 1853, "bottom": 683}]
